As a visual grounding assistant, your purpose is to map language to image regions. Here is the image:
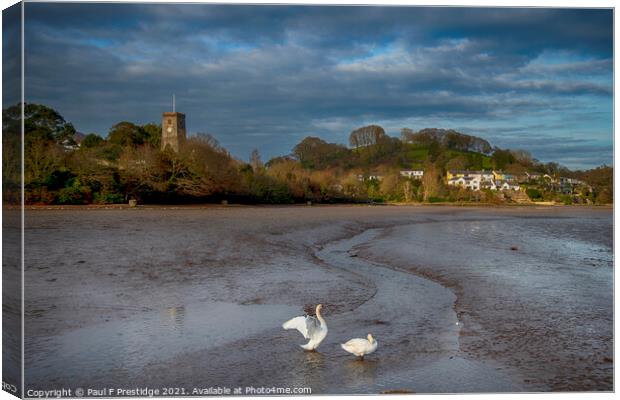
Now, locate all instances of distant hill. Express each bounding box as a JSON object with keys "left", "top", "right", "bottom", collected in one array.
[{"left": 402, "top": 128, "right": 493, "bottom": 154}]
